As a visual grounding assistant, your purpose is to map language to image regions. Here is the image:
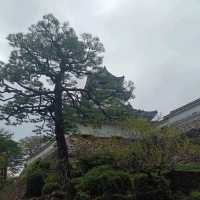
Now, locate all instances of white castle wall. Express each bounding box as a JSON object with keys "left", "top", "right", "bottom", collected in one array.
[{"left": 161, "top": 103, "right": 200, "bottom": 132}]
